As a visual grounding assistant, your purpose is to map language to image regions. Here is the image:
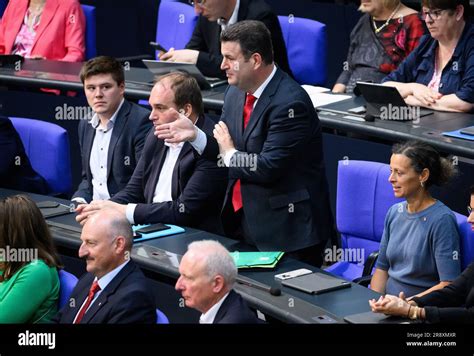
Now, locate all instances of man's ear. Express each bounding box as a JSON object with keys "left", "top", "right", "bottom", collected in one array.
[
  {"left": 180, "top": 103, "right": 193, "bottom": 118},
  {"left": 212, "top": 275, "right": 225, "bottom": 293},
  {"left": 115, "top": 236, "right": 126, "bottom": 254}
]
